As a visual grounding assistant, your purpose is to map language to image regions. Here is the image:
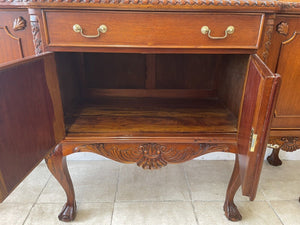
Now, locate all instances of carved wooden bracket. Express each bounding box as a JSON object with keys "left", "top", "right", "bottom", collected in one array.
[
  {"left": 269, "top": 136, "right": 300, "bottom": 152},
  {"left": 74, "top": 143, "right": 231, "bottom": 170},
  {"left": 13, "top": 17, "right": 26, "bottom": 31},
  {"left": 276, "top": 21, "right": 288, "bottom": 36}
]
